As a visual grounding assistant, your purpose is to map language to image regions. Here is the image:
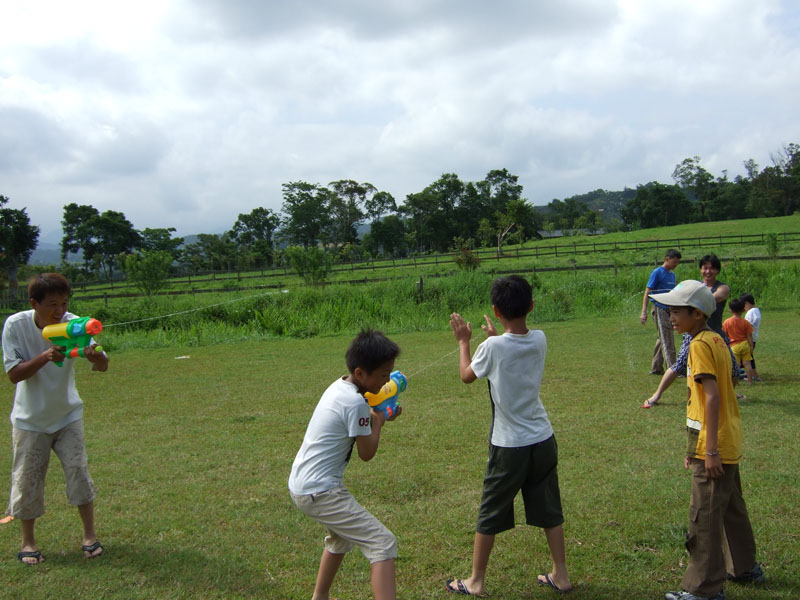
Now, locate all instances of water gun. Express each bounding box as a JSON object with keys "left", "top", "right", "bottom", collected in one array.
[
  {"left": 364, "top": 370, "right": 407, "bottom": 419},
  {"left": 41, "top": 317, "right": 103, "bottom": 368}
]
